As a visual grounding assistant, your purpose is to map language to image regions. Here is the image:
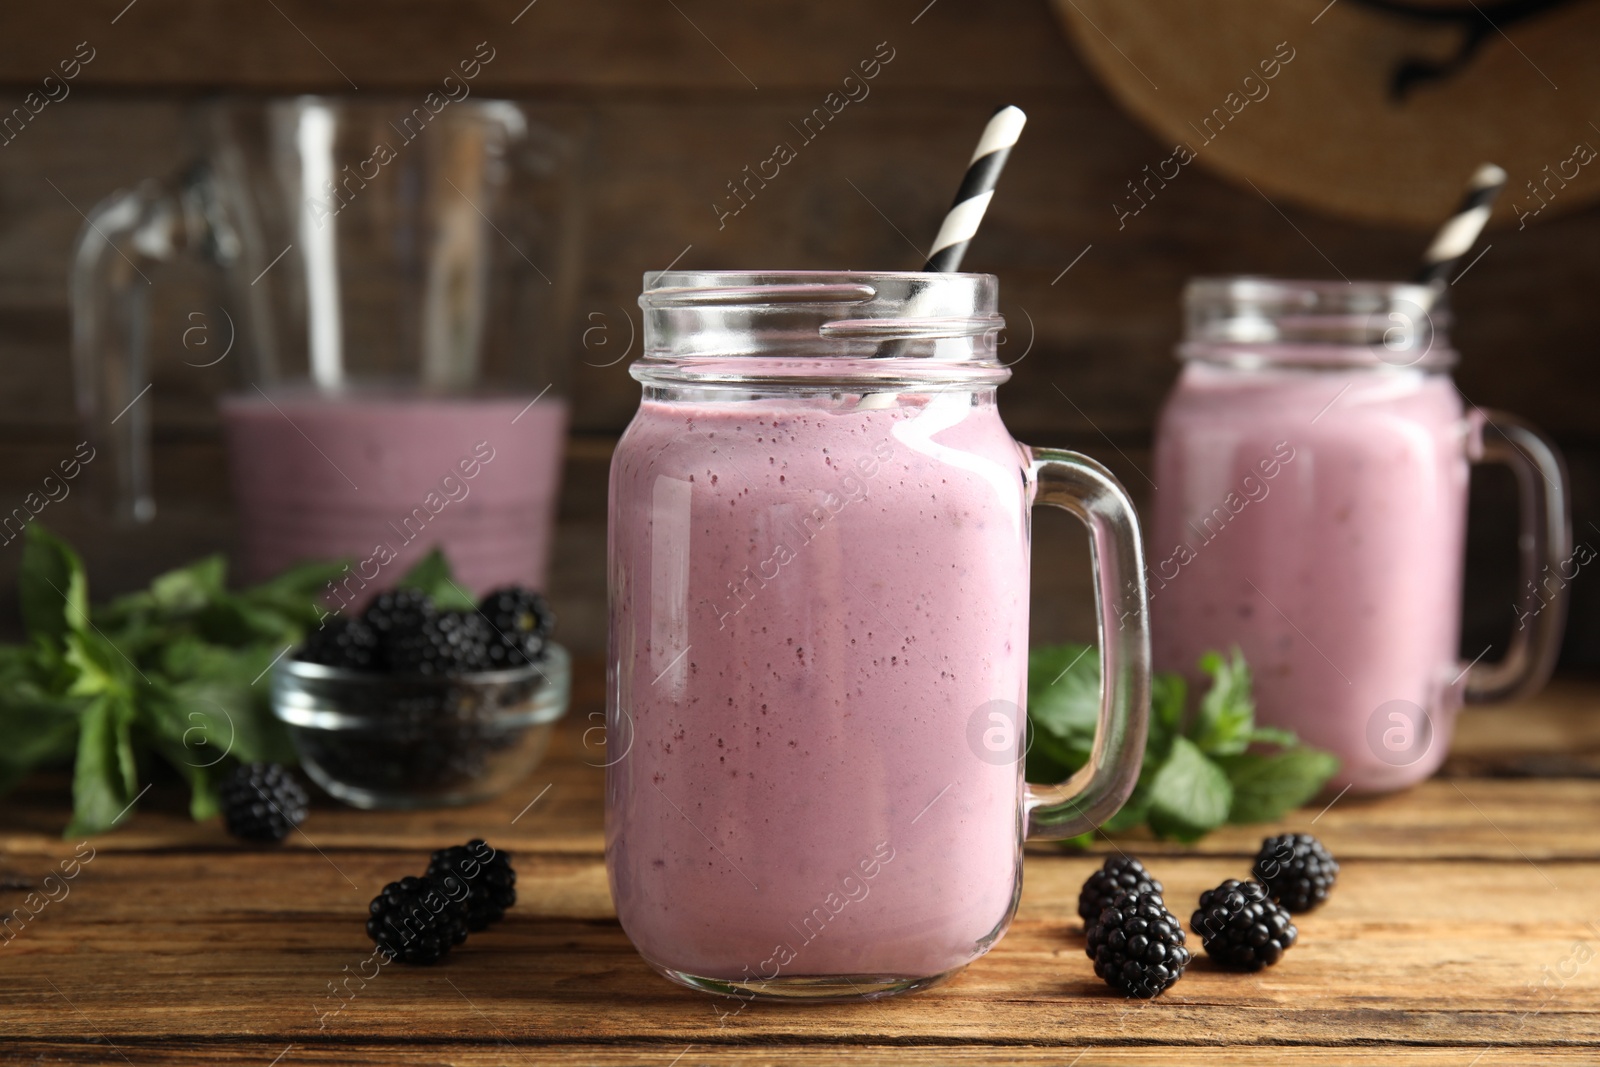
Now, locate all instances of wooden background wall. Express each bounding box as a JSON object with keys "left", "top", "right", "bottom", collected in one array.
[{"left": 0, "top": 0, "right": 1595, "bottom": 665}]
